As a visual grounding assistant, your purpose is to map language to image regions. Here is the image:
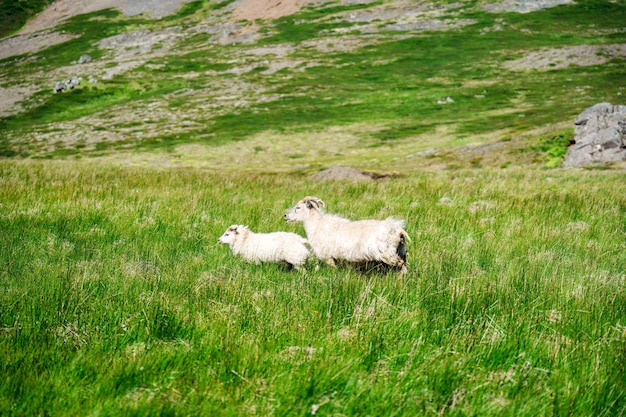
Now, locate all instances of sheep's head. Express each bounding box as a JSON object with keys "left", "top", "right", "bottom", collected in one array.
[
  {"left": 284, "top": 196, "right": 325, "bottom": 223},
  {"left": 218, "top": 225, "right": 246, "bottom": 245}
]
